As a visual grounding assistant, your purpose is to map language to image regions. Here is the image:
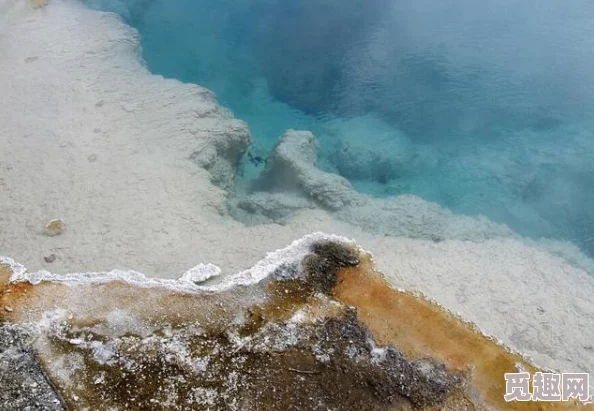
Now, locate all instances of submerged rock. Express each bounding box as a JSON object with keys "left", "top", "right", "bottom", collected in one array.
[
  {"left": 0, "top": 241, "right": 590, "bottom": 410},
  {"left": 254, "top": 129, "right": 357, "bottom": 210},
  {"left": 231, "top": 129, "right": 514, "bottom": 243},
  {"left": 231, "top": 129, "right": 361, "bottom": 222}
]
